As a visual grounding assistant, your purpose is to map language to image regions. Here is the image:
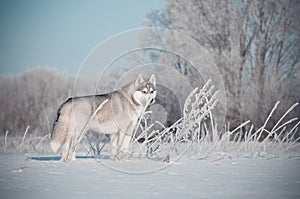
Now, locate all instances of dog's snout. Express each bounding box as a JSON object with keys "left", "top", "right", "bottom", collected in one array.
[{"left": 150, "top": 98, "right": 155, "bottom": 105}]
